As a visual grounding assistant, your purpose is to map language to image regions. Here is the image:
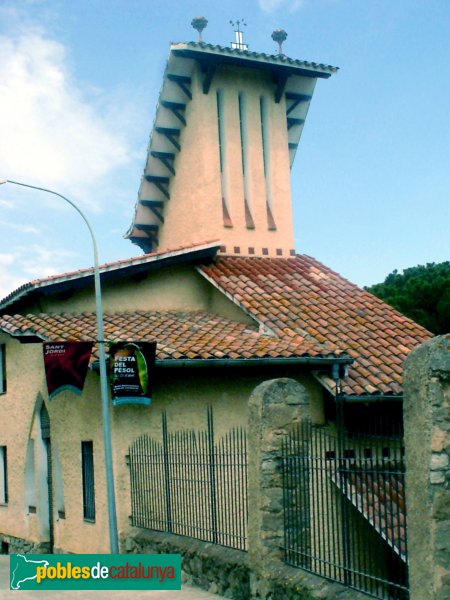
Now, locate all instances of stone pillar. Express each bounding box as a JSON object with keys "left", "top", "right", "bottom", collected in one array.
[
  {"left": 403, "top": 335, "right": 450, "bottom": 600},
  {"left": 247, "top": 378, "right": 310, "bottom": 594}
]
